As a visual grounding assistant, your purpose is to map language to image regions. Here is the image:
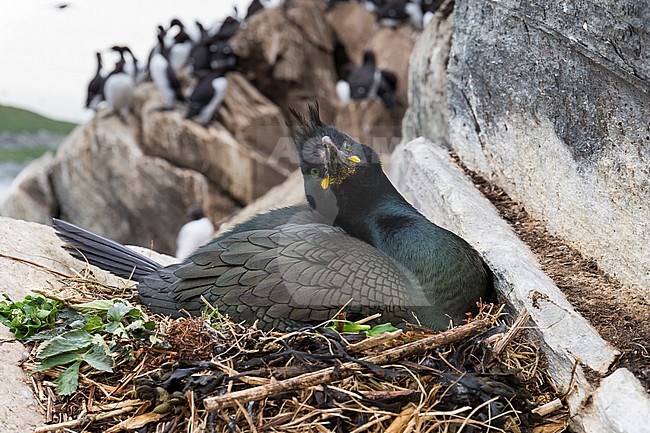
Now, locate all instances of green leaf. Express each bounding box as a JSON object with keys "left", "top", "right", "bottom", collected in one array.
[
  {"left": 55, "top": 361, "right": 80, "bottom": 395},
  {"left": 82, "top": 341, "right": 113, "bottom": 372},
  {"left": 326, "top": 321, "right": 371, "bottom": 333},
  {"left": 35, "top": 351, "right": 83, "bottom": 372},
  {"left": 72, "top": 299, "right": 117, "bottom": 312},
  {"left": 28, "top": 327, "right": 65, "bottom": 342},
  {"left": 37, "top": 329, "right": 94, "bottom": 359},
  {"left": 341, "top": 322, "right": 371, "bottom": 333},
  {"left": 105, "top": 321, "right": 127, "bottom": 338},
  {"left": 0, "top": 293, "right": 62, "bottom": 340},
  {"left": 107, "top": 303, "right": 137, "bottom": 322},
  {"left": 124, "top": 319, "right": 146, "bottom": 332},
  {"left": 83, "top": 315, "right": 105, "bottom": 332},
  {"left": 366, "top": 323, "right": 399, "bottom": 337}
]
